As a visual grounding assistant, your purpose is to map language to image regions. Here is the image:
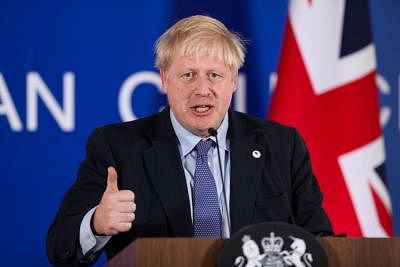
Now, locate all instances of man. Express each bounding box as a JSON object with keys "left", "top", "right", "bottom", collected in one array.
[{"left": 47, "top": 15, "right": 332, "bottom": 266}]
